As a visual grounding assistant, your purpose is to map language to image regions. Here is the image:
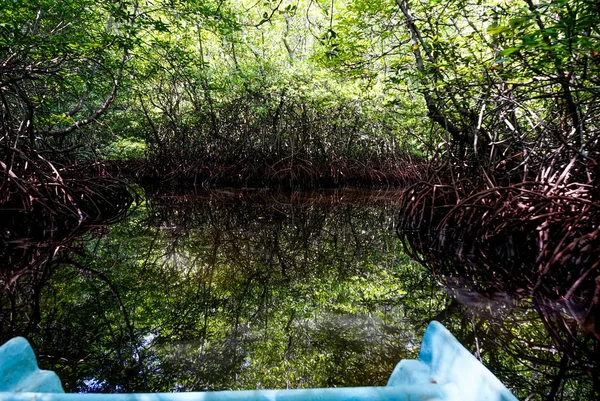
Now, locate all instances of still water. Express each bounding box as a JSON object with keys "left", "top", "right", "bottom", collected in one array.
[{"left": 0, "top": 189, "right": 598, "bottom": 399}]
